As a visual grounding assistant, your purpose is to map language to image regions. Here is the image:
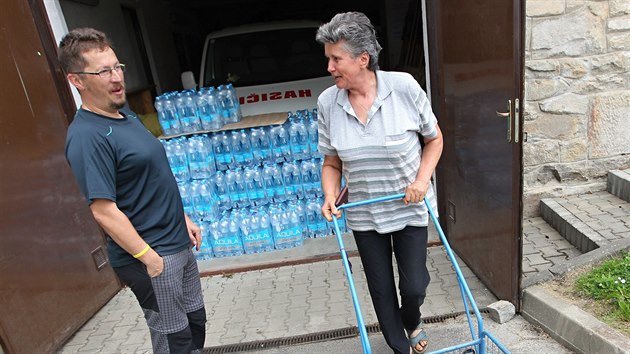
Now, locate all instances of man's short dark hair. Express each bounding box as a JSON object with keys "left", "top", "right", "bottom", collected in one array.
[{"left": 58, "top": 27, "right": 113, "bottom": 74}]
